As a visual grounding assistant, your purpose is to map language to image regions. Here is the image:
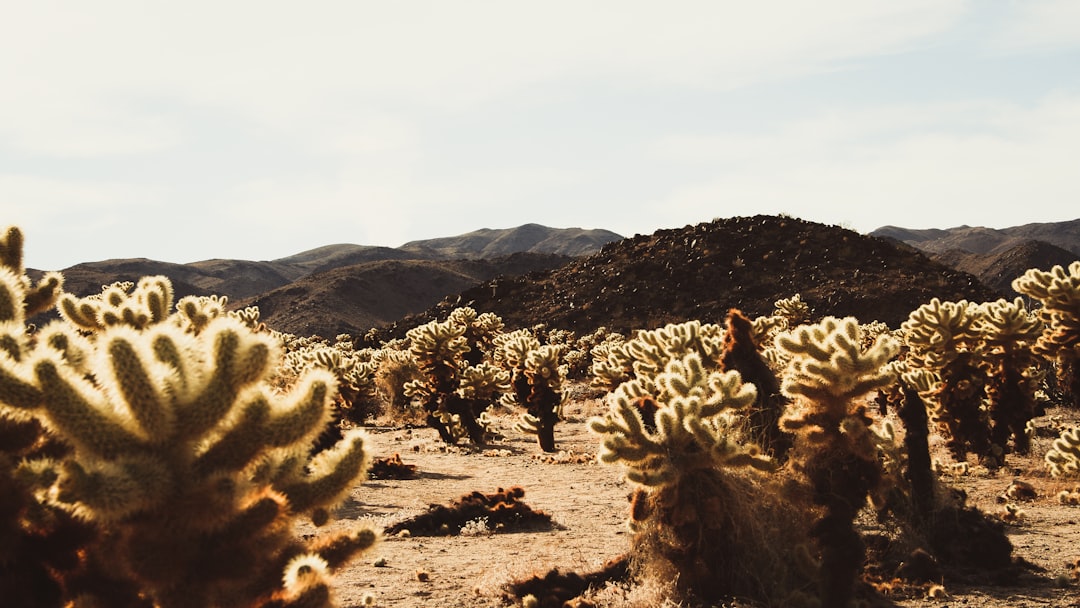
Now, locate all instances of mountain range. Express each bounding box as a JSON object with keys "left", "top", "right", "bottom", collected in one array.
[{"left": 29, "top": 218, "right": 1080, "bottom": 339}]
